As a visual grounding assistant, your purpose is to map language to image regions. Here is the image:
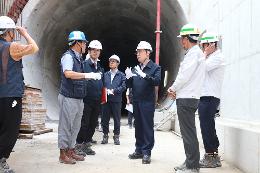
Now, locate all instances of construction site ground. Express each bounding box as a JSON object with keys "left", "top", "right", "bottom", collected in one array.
[{"left": 9, "top": 120, "right": 244, "bottom": 173}]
